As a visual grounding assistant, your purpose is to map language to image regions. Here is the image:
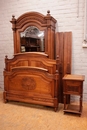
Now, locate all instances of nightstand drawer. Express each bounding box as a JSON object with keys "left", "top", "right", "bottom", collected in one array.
[{"left": 64, "top": 80, "right": 82, "bottom": 94}]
